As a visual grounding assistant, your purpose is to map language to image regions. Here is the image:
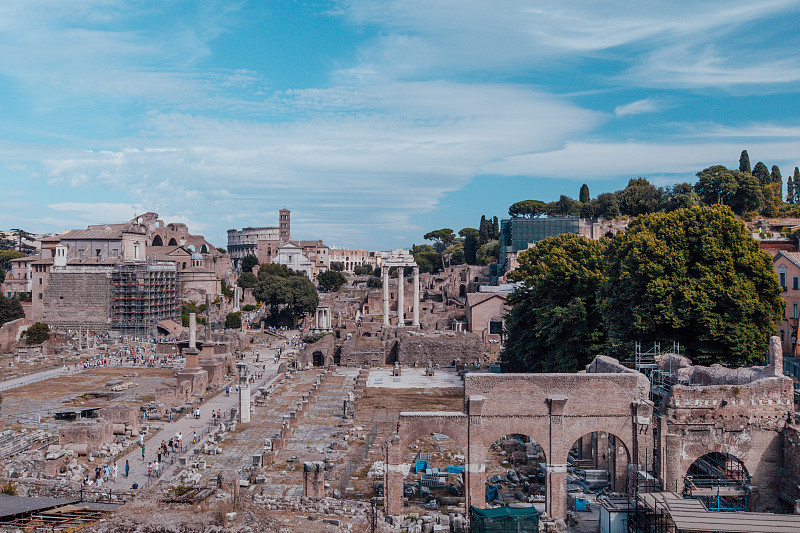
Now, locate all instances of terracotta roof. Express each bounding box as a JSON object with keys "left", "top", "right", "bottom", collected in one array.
[
  {"left": 58, "top": 228, "right": 124, "bottom": 241},
  {"left": 775, "top": 250, "right": 800, "bottom": 269},
  {"left": 465, "top": 292, "right": 508, "bottom": 307}
]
